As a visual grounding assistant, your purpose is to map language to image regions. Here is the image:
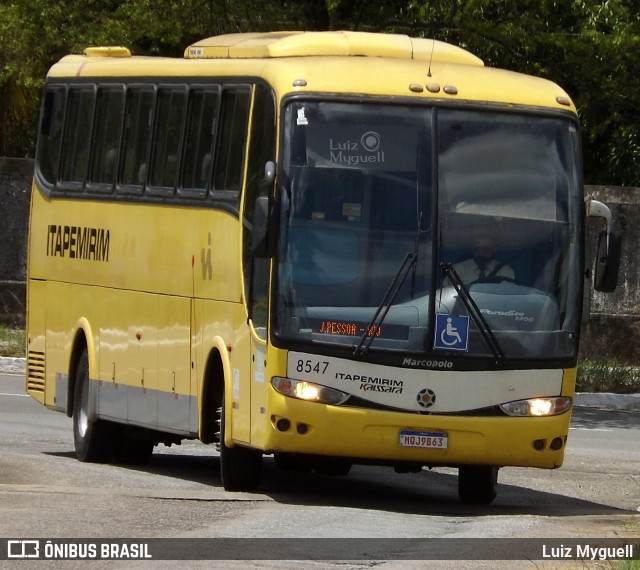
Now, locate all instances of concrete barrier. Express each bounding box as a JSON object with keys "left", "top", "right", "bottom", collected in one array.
[
  {"left": 0, "top": 158, "right": 32, "bottom": 325},
  {"left": 582, "top": 186, "right": 640, "bottom": 362},
  {"left": 1, "top": 158, "right": 638, "bottom": 362}
]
